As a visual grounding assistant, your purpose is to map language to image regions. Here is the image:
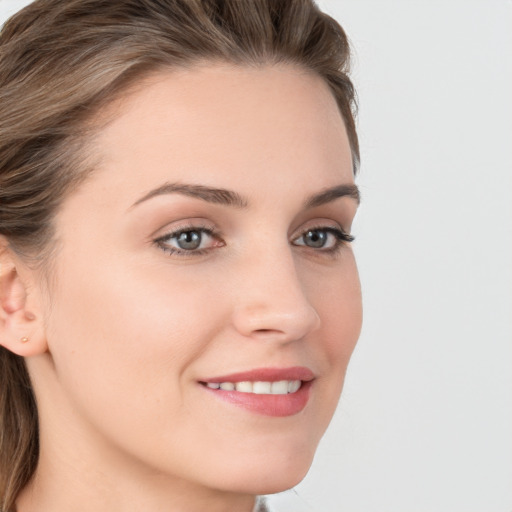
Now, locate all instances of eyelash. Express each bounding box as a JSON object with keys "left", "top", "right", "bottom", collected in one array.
[
  {"left": 299, "top": 225, "right": 355, "bottom": 254},
  {"left": 154, "top": 224, "right": 354, "bottom": 258}
]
